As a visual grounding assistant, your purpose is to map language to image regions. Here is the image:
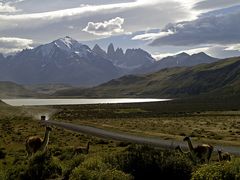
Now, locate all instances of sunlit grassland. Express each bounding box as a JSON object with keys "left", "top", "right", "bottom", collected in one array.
[
  {"left": 1, "top": 99, "right": 240, "bottom": 179},
  {"left": 0, "top": 103, "right": 125, "bottom": 172},
  {"left": 52, "top": 102, "right": 240, "bottom": 147}
]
